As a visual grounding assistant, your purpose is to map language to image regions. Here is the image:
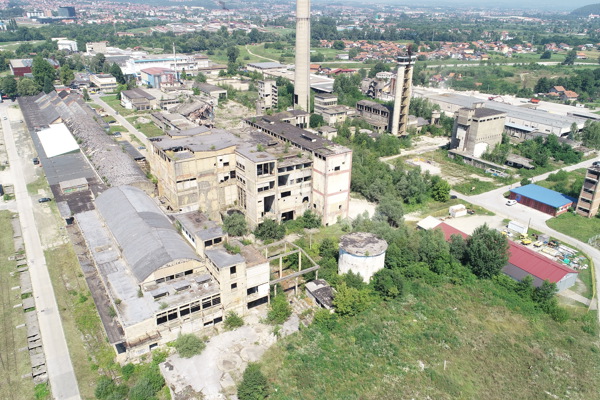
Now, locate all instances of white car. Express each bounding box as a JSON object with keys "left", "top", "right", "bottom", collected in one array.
[{"left": 506, "top": 199, "right": 517, "bottom": 206}]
